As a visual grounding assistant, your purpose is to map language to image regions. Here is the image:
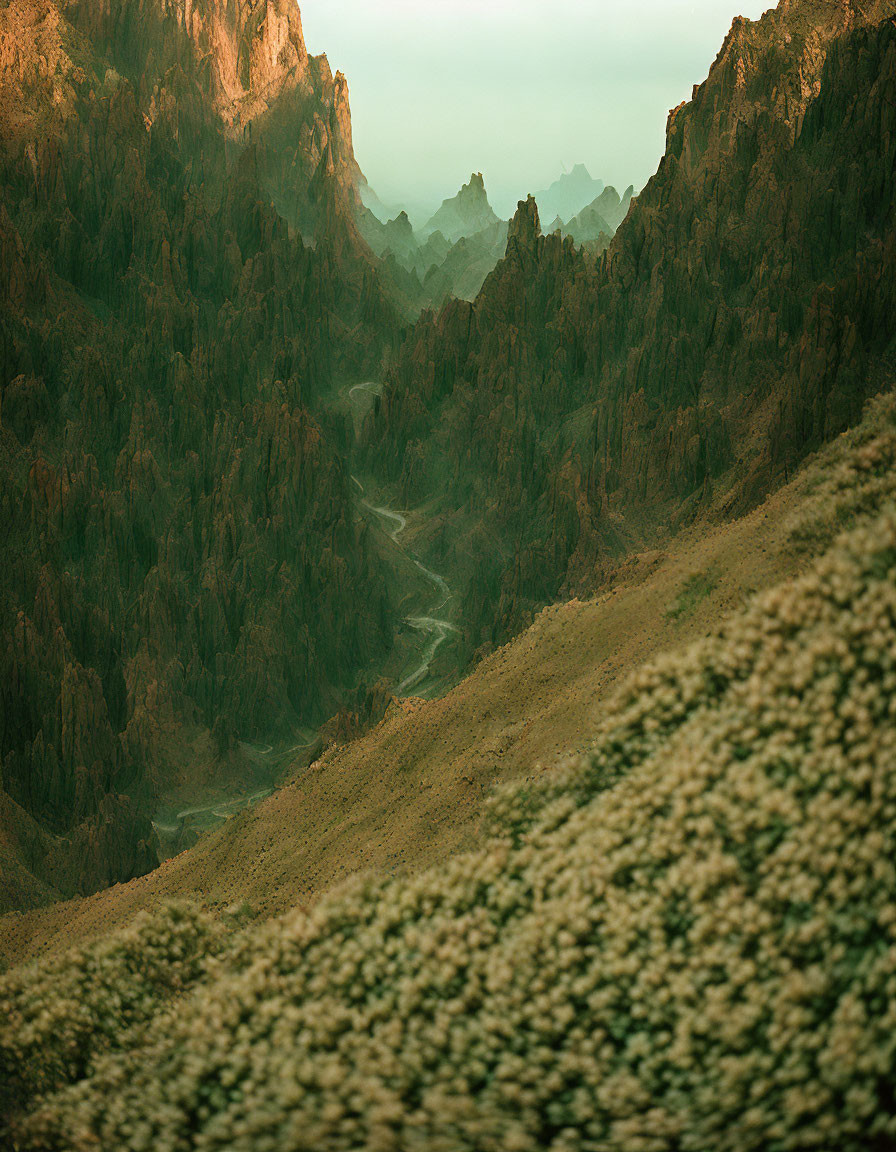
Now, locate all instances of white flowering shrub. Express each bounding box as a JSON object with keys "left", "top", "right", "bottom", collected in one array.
[
  {"left": 0, "top": 904, "right": 228, "bottom": 1123},
  {"left": 786, "top": 389, "right": 896, "bottom": 551},
  {"left": 4, "top": 507, "right": 896, "bottom": 1150}
]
